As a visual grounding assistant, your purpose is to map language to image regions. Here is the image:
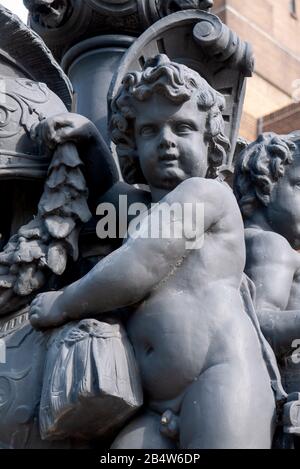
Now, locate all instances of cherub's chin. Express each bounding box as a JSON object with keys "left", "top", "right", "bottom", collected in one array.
[{"left": 158, "top": 167, "right": 186, "bottom": 184}]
